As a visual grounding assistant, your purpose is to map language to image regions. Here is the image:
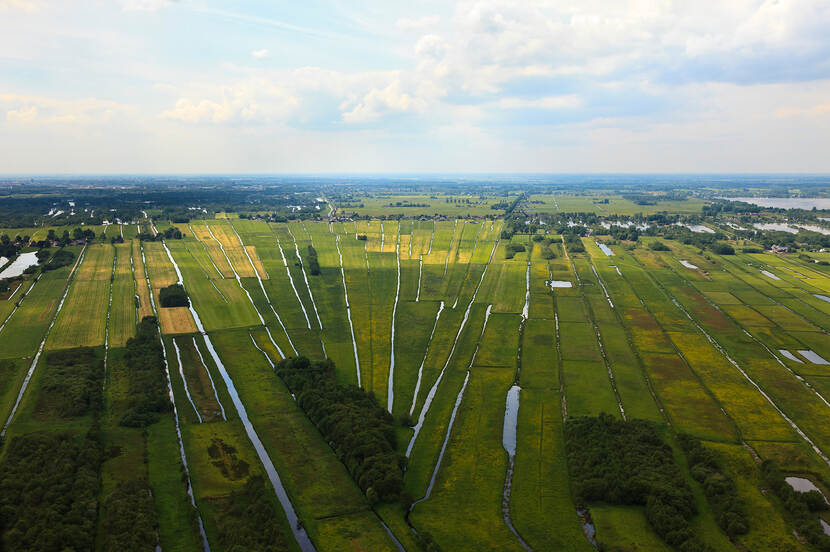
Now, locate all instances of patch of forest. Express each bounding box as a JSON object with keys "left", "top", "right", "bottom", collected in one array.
[
  {"left": 34, "top": 347, "right": 103, "bottom": 419},
  {"left": 565, "top": 414, "right": 706, "bottom": 551},
  {"left": 0, "top": 347, "right": 104, "bottom": 551},
  {"left": 119, "top": 316, "right": 171, "bottom": 427},
  {"left": 0, "top": 431, "right": 103, "bottom": 551},
  {"left": 213, "top": 475, "right": 290, "bottom": 552},
  {"left": 275, "top": 356, "right": 404, "bottom": 504},
  {"left": 160, "top": 283, "right": 189, "bottom": 308}
]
